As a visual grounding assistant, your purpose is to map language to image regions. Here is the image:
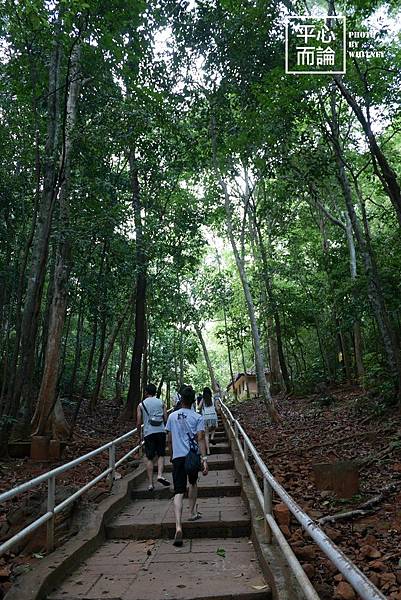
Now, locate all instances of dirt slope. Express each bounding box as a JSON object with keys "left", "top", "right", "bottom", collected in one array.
[{"left": 233, "top": 386, "right": 401, "bottom": 599}]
